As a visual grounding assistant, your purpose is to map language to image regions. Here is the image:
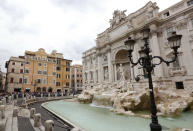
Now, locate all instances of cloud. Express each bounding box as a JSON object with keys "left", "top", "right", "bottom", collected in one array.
[{"left": 0, "top": 0, "right": 181, "bottom": 72}]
